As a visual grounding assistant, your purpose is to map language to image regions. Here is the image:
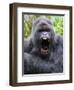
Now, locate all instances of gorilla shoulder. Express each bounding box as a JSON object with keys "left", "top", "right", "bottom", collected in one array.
[
  {"left": 54, "top": 34, "right": 63, "bottom": 47},
  {"left": 24, "top": 38, "right": 33, "bottom": 52}
]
